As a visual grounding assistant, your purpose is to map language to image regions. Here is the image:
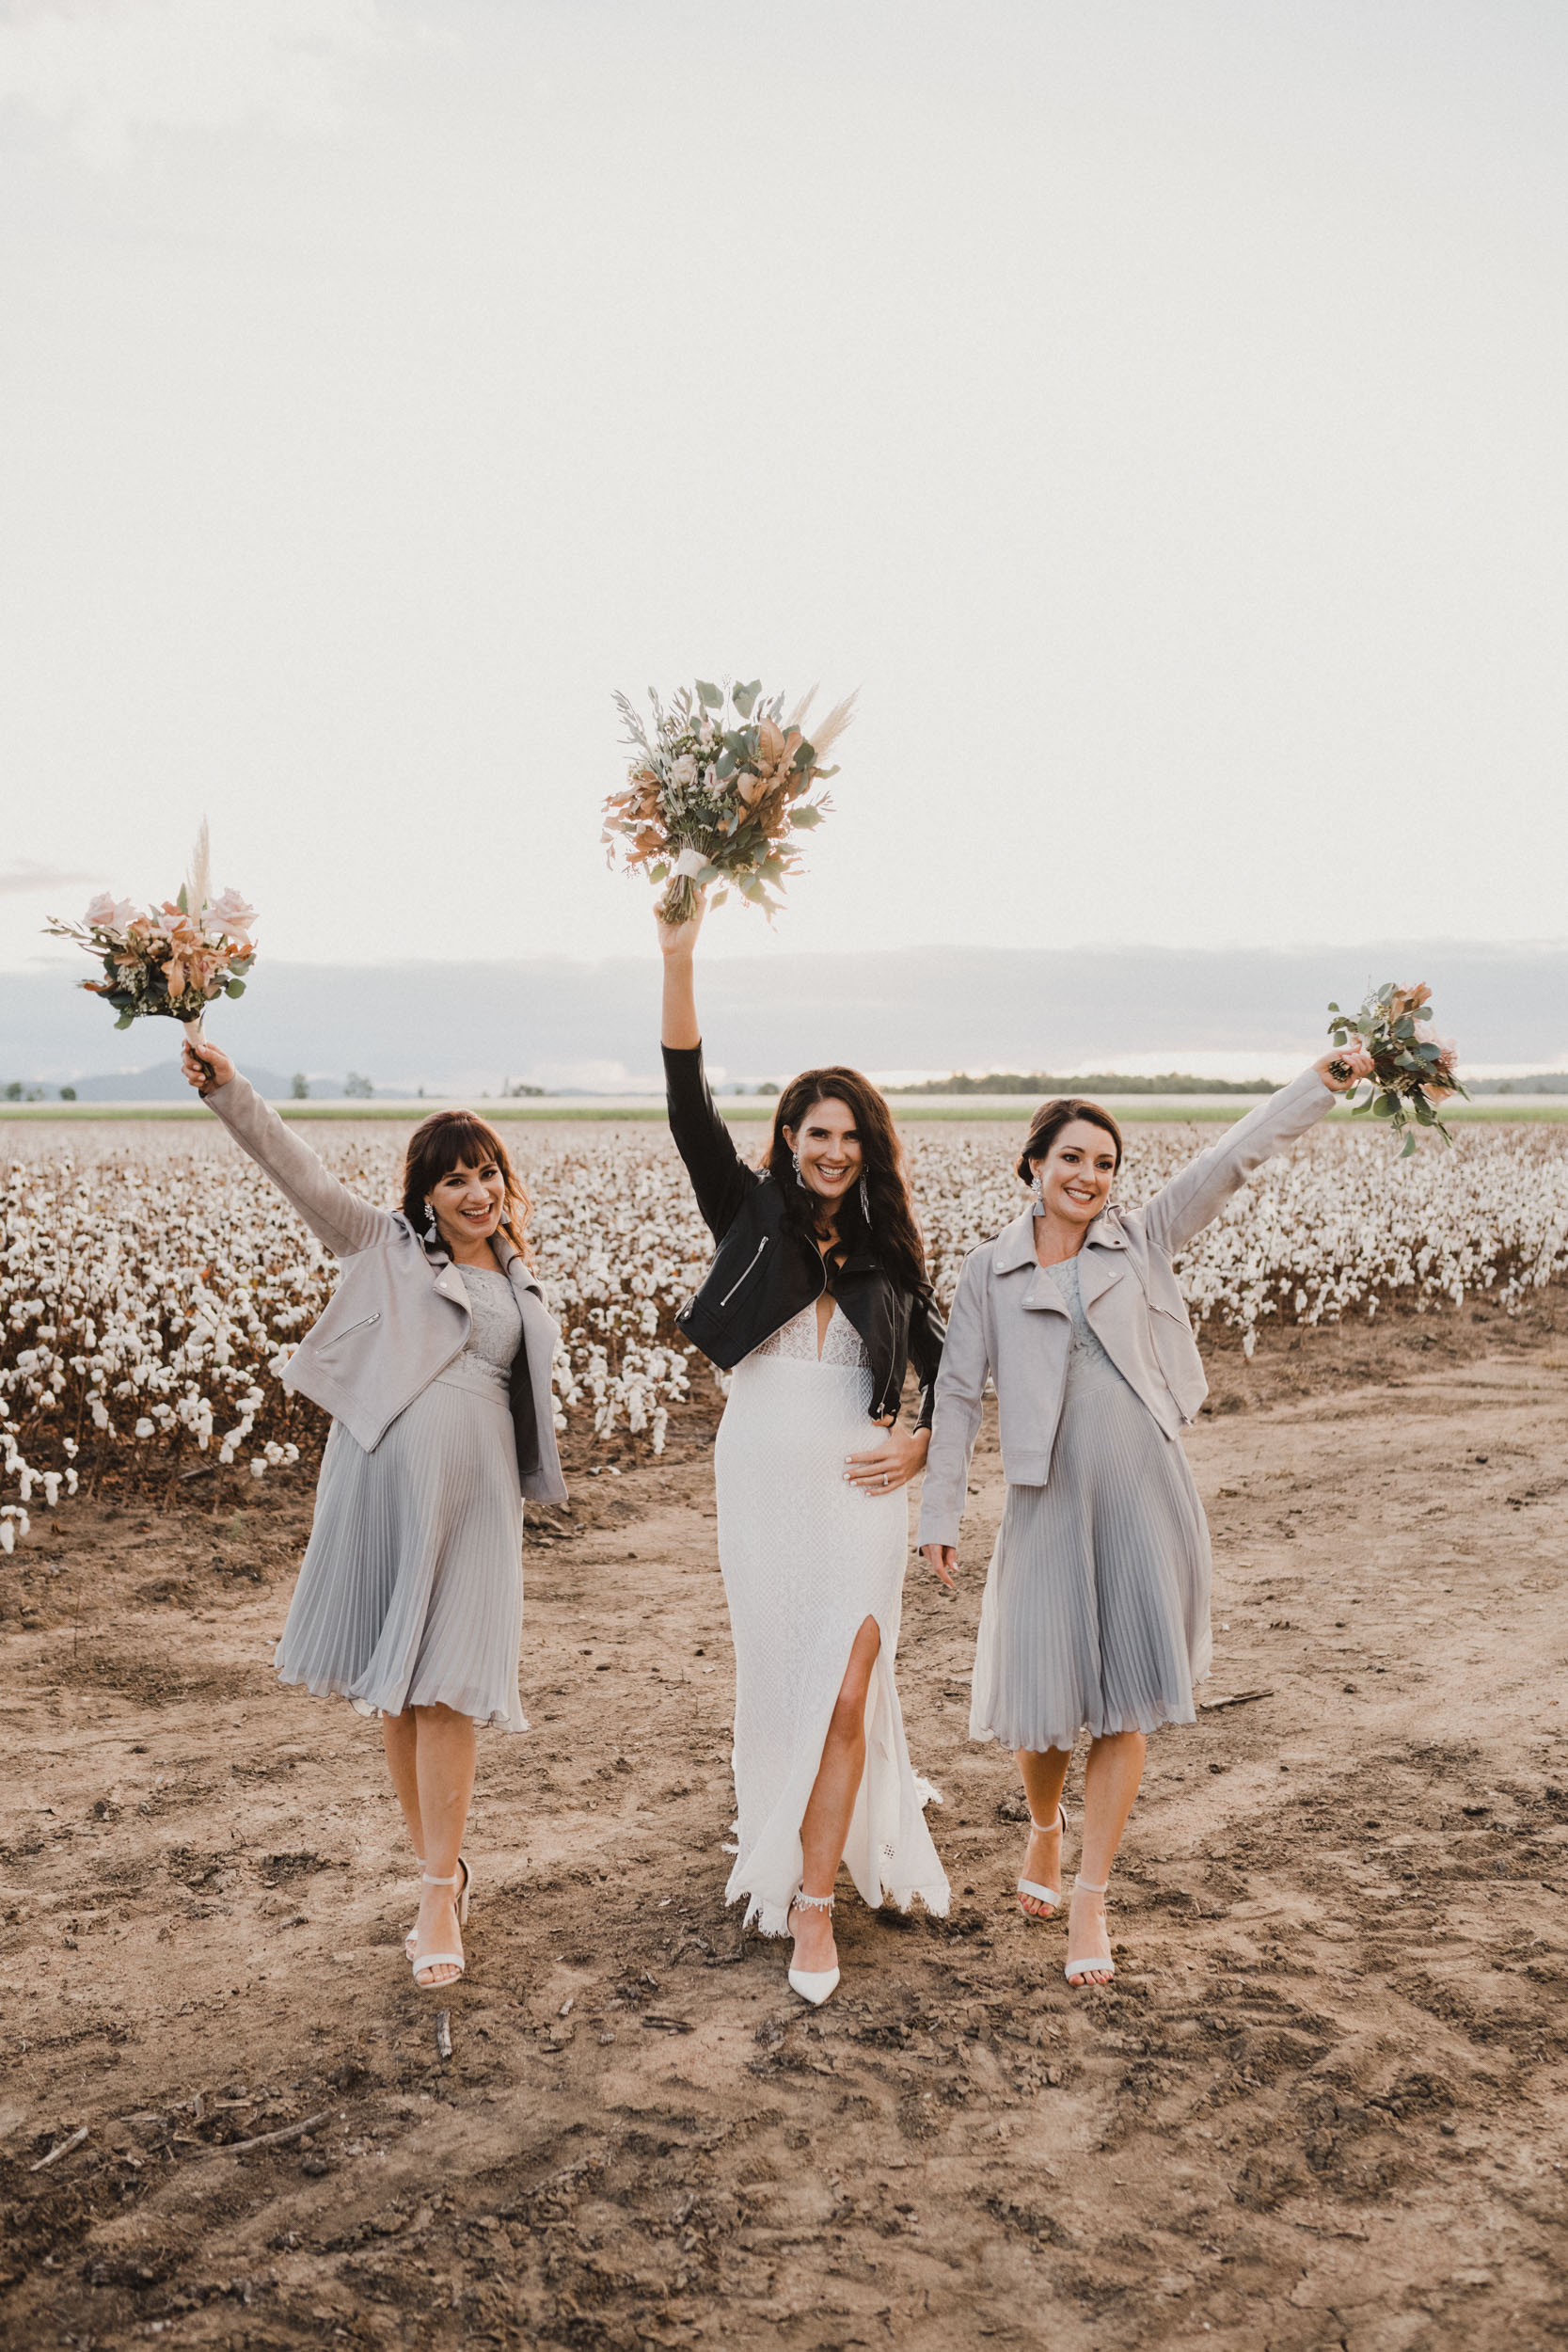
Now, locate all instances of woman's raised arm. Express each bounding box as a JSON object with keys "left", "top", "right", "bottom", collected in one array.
[
  {"left": 657, "top": 898, "right": 756, "bottom": 1239},
  {"left": 1142, "top": 1048, "right": 1373, "bottom": 1259},
  {"left": 182, "top": 1042, "right": 396, "bottom": 1259}
]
